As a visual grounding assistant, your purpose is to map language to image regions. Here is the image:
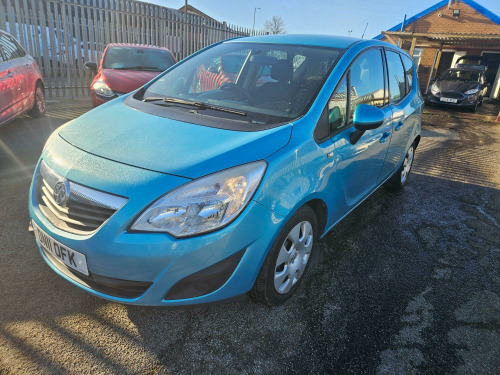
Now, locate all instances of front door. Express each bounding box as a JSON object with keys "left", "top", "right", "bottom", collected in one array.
[{"left": 322, "top": 48, "right": 393, "bottom": 223}]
